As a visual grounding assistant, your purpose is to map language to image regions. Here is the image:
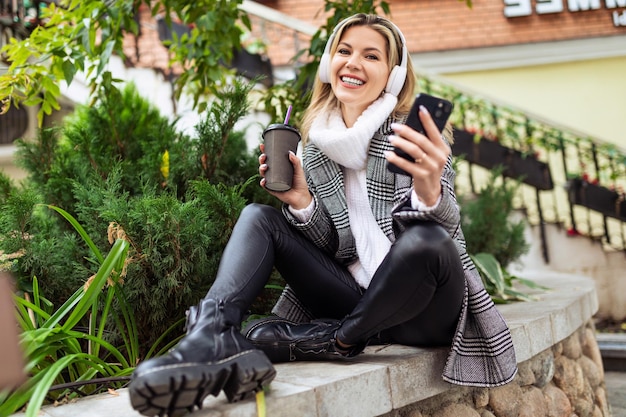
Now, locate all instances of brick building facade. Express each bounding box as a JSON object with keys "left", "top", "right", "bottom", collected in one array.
[{"left": 249, "top": 0, "right": 625, "bottom": 66}]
